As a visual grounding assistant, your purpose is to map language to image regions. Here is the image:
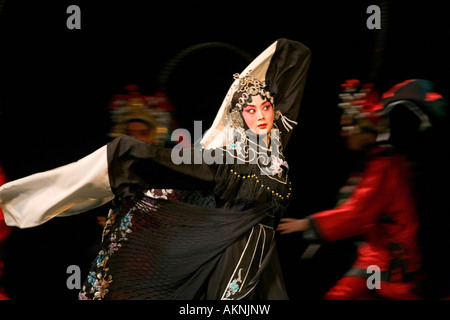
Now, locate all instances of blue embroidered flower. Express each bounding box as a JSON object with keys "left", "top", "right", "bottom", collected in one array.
[
  {"left": 120, "top": 215, "right": 131, "bottom": 230},
  {"left": 88, "top": 271, "right": 97, "bottom": 285},
  {"left": 229, "top": 283, "right": 239, "bottom": 292},
  {"left": 96, "top": 251, "right": 105, "bottom": 267}
]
